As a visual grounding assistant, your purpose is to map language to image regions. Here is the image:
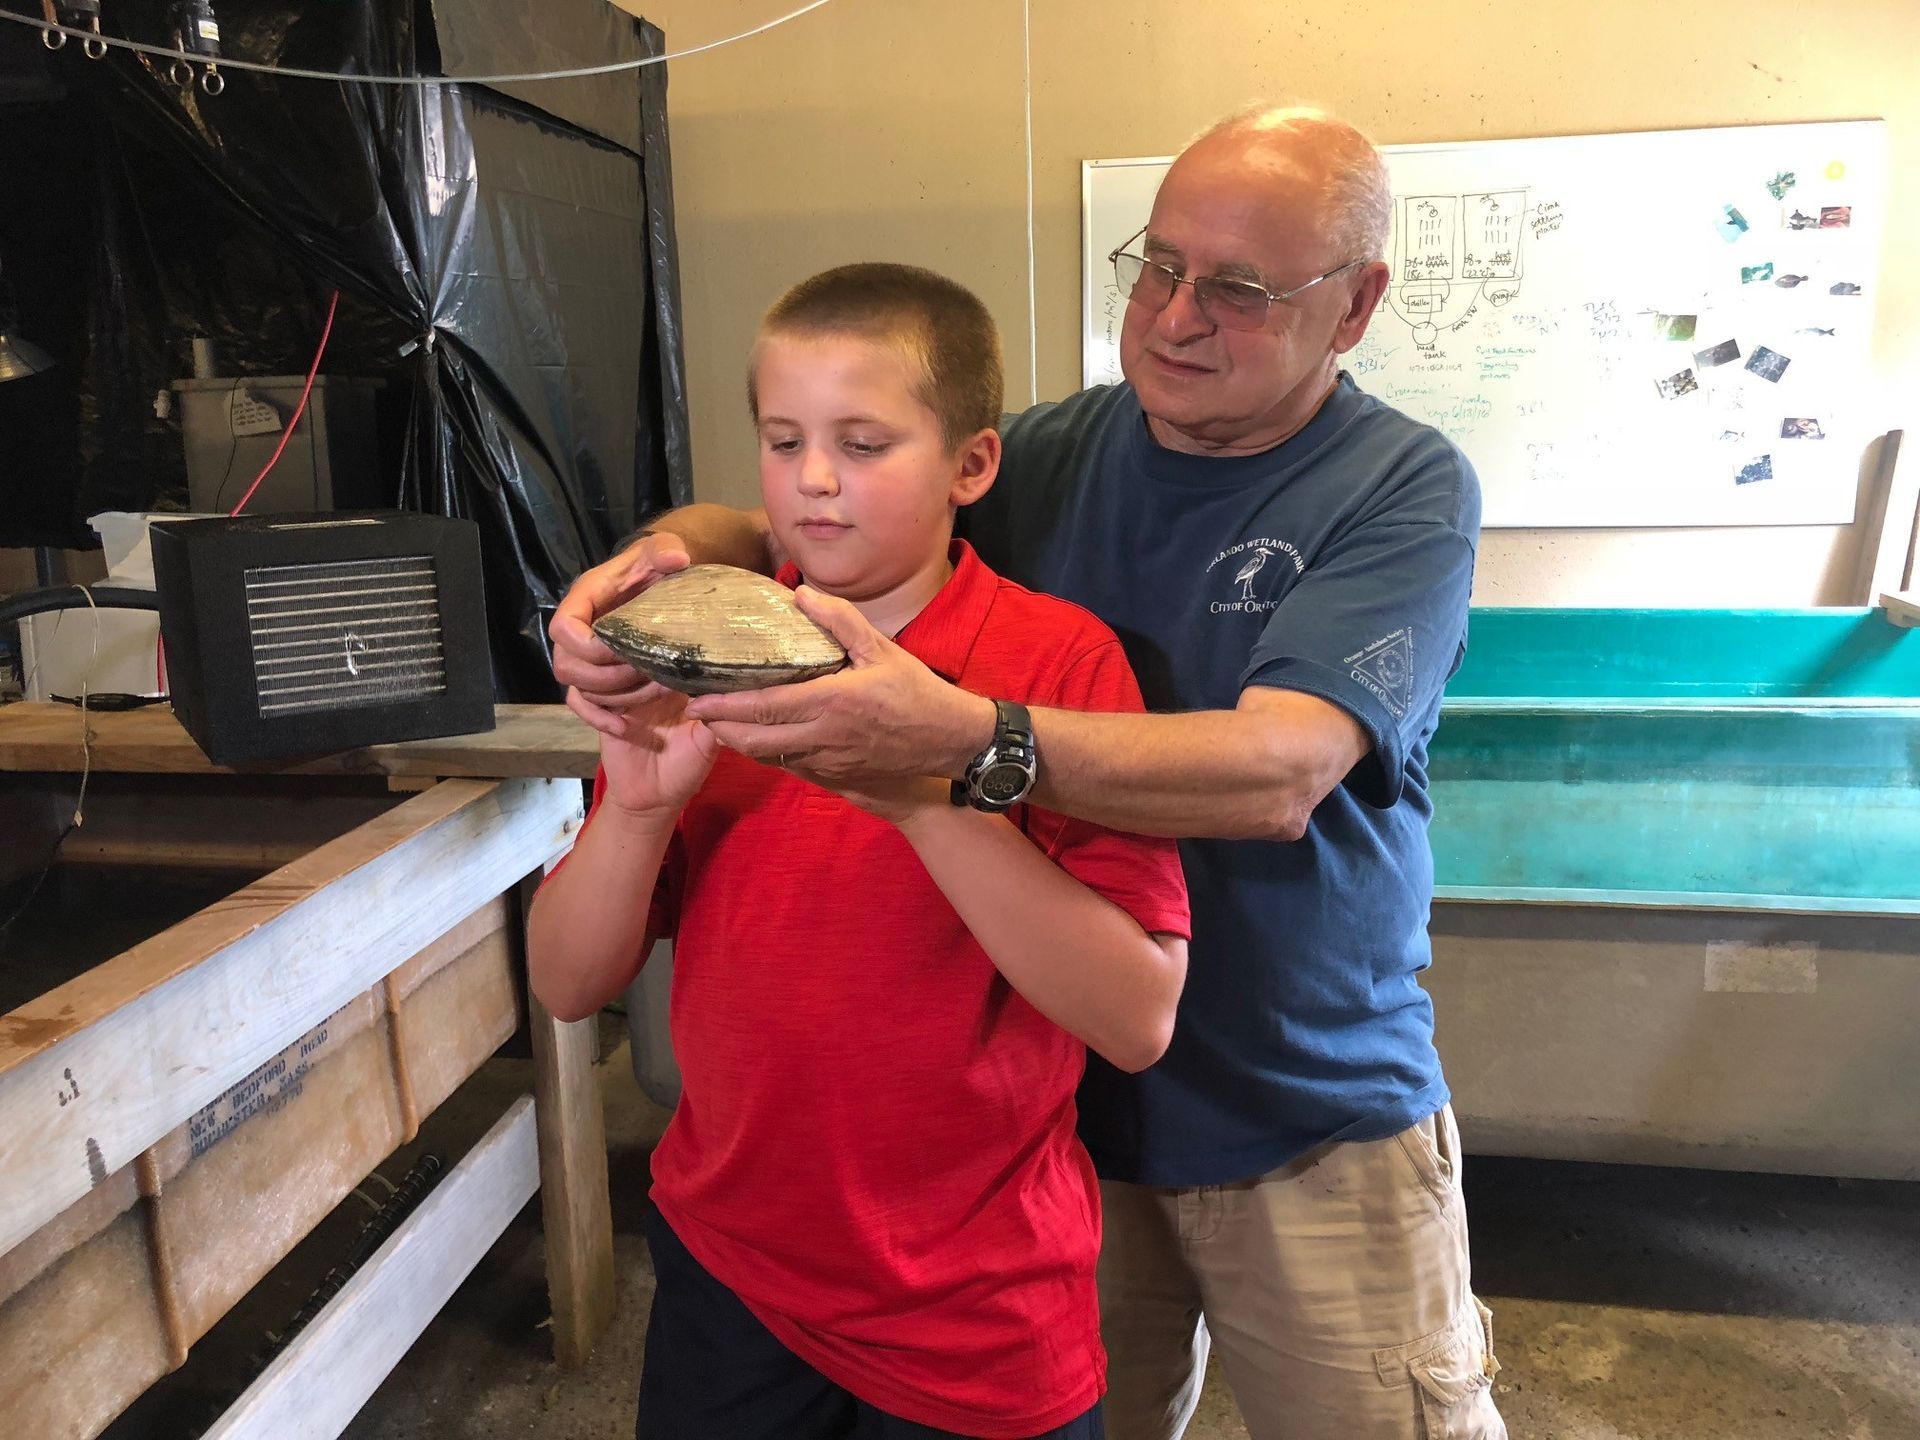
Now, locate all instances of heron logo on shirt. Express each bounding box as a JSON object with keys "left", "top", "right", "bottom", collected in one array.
[{"left": 1205, "top": 538, "right": 1302, "bottom": 615}]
